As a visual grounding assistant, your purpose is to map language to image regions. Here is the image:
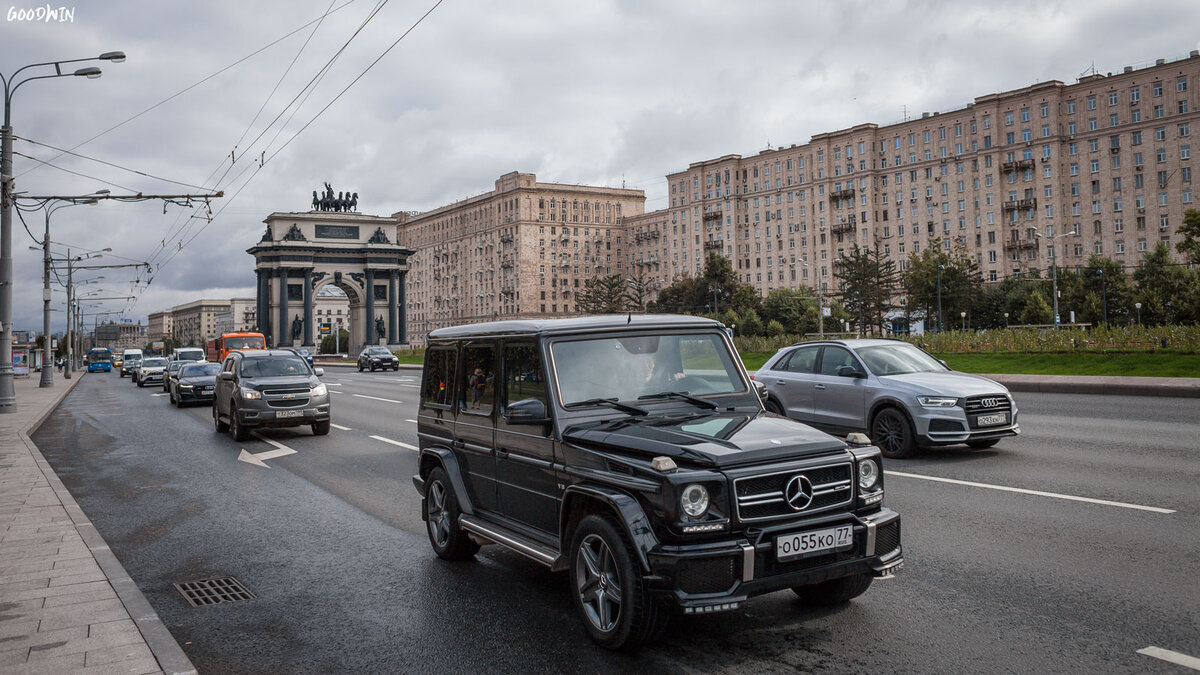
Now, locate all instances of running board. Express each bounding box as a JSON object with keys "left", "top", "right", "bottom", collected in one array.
[{"left": 458, "top": 515, "right": 561, "bottom": 568}]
